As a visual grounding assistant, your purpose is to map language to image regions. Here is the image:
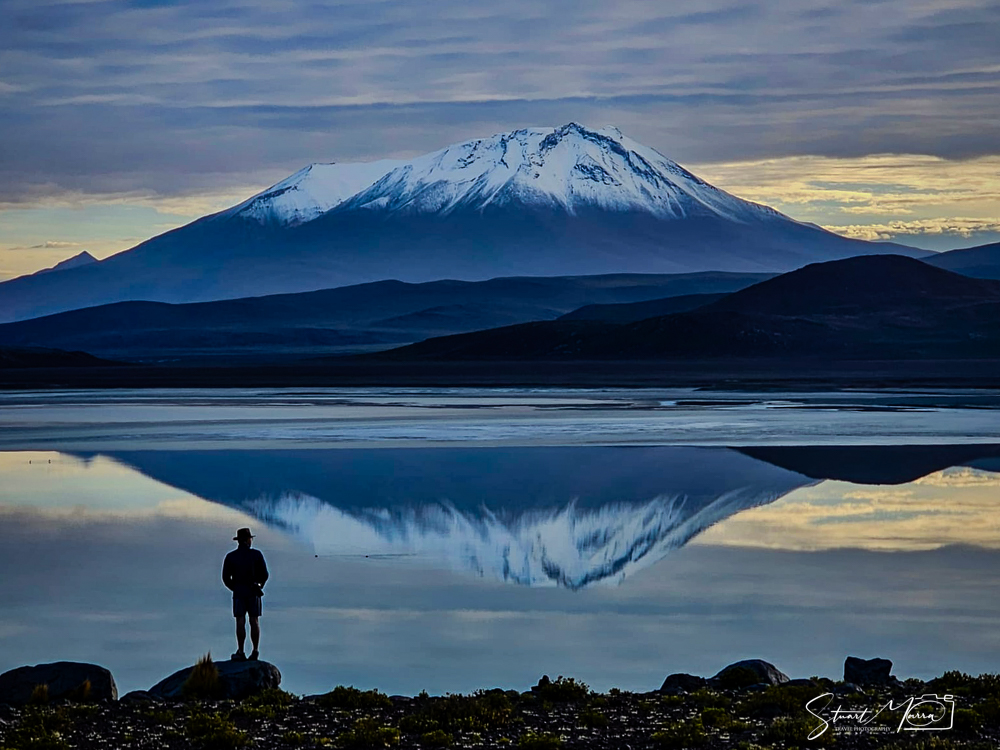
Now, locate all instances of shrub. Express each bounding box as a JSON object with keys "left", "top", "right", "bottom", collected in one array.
[
  {"left": 337, "top": 717, "right": 400, "bottom": 749},
  {"left": 282, "top": 730, "right": 307, "bottom": 745},
  {"left": 530, "top": 675, "right": 589, "bottom": 702},
  {"left": 420, "top": 729, "right": 453, "bottom": 747},
  {"left": 182, "top": 653, "right": 222, "bottom": 700},
  {"left": 400, "top": 690, "right": 515, "bottom": 735},
  {"left": 579, "top": 708, "right": 609, "bottom": 728},
  {"left": 318, "top": 686, "right": 392, "bottom": 711},
  {"left": 186, "top": 710, "right": 248, "bottom": 749},
  {"left": 143, "top": 708, "right": 177, "bottom": 724},
  {"left": 650, "top": 718, "right": 707, "bottom": 748},
  {"left": 517, "top": 732, "right": 563, "bottom": 749},
  {"left": 763, "top": 716, "right": 834, "bottom": 746},
  {"left": 5, "top": 708, "right": 70, "bottom": 750},
  {"left": 246, "top": 687, "right": 295, "bottom": 708},
  {"left": 689, "top": 688, "right": 730, "bottom": 709}
]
